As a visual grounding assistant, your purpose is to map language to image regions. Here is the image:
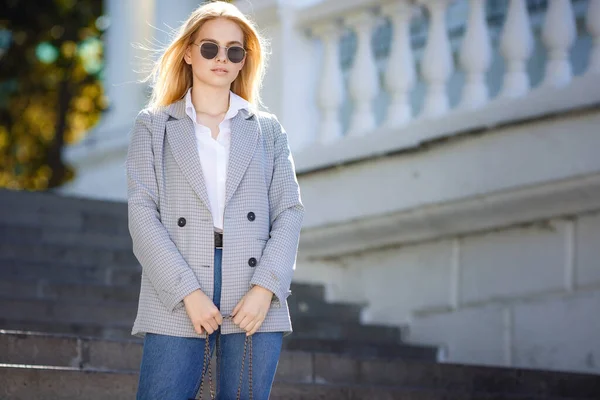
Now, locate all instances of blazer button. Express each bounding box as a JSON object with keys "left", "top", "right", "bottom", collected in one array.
[
  {"left": 177, "top": 217, "right": 186, "bottom": 227},
  {"left": 247, "top": 212, "right": 255, "bottom": 221},
  {"left": 248, "top": 257, "right": 257, "bottom": 267}
]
